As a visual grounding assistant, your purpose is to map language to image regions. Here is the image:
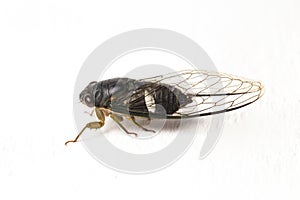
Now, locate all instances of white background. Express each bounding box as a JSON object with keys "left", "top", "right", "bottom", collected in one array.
[{"left": 1, "top": 0, "right": 300, "bottom": 199}]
